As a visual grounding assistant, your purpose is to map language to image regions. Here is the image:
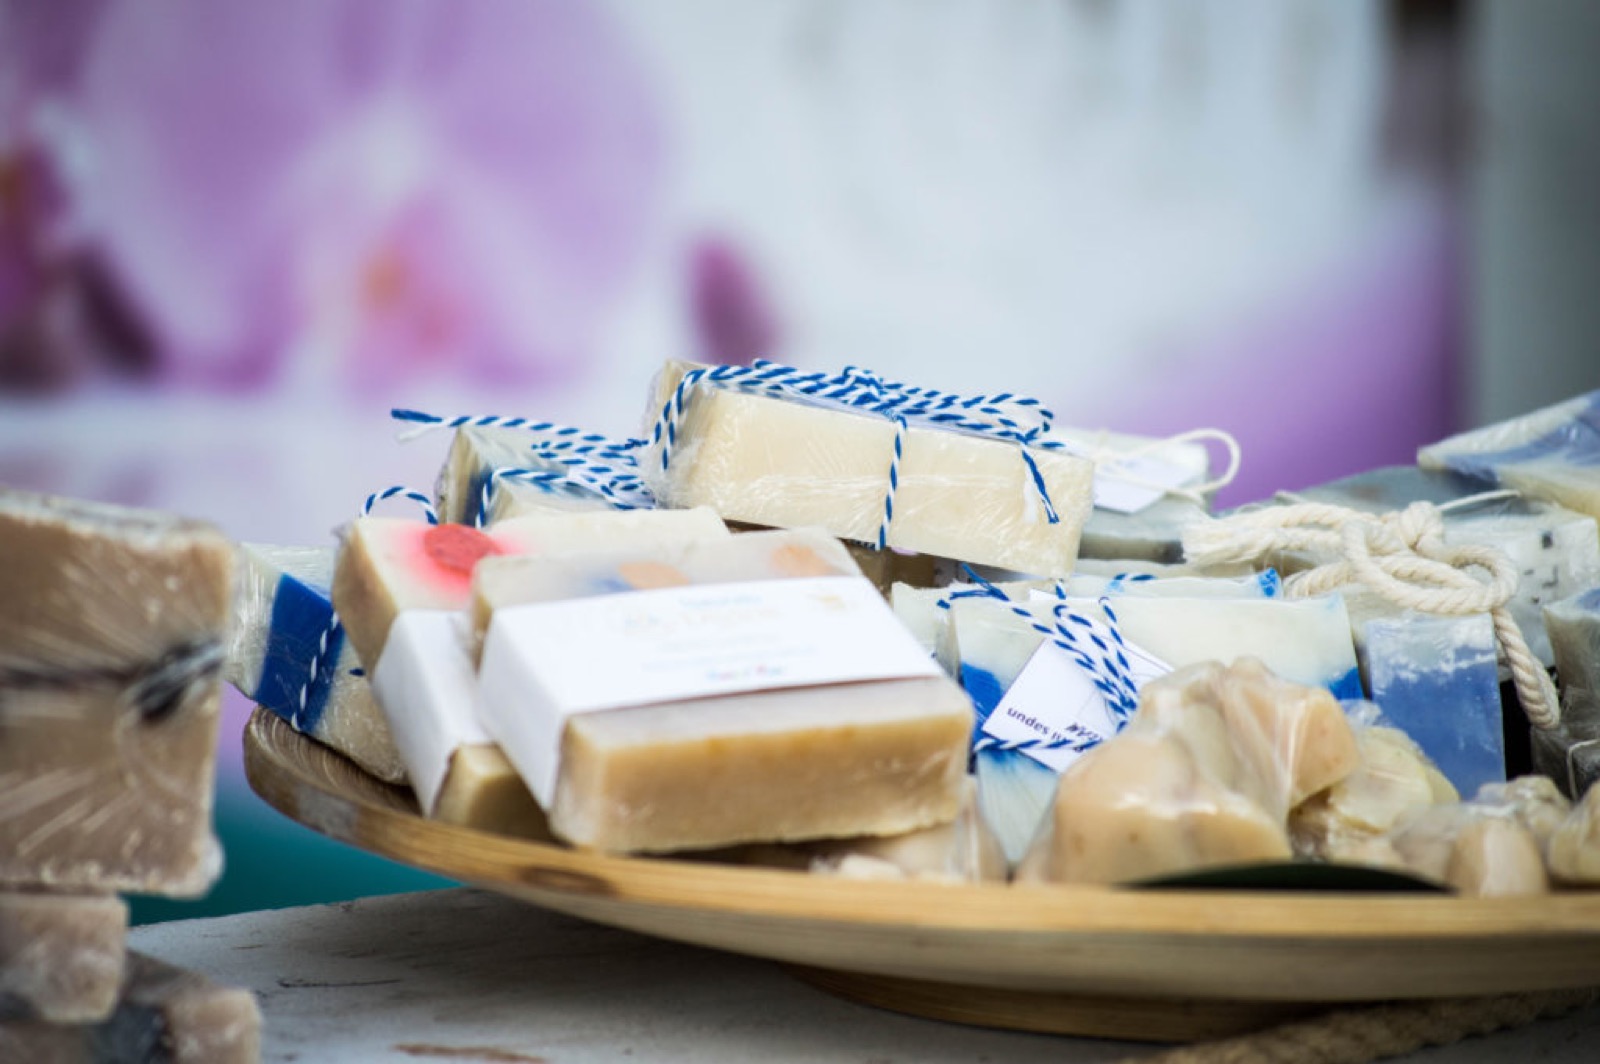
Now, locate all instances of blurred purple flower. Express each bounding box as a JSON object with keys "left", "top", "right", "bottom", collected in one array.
[
  {"left": 689, "top": 237, "right": 779, "bottom": 367},
  {"left": 75, "top": 0, "right": 663, "bottom": 391}
]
